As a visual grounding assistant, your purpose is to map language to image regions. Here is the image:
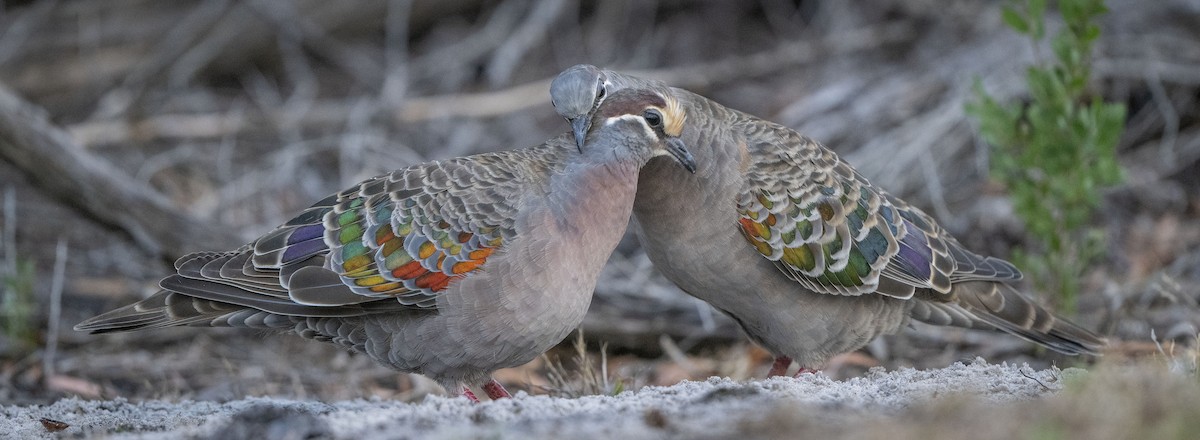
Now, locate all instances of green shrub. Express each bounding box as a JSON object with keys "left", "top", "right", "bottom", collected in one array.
[
  {"left": 2, "top": 257, "right": 38, "bottom": 353},
  {"left": 967, "top": 0, "right": 1125, "bottom": 313}
]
